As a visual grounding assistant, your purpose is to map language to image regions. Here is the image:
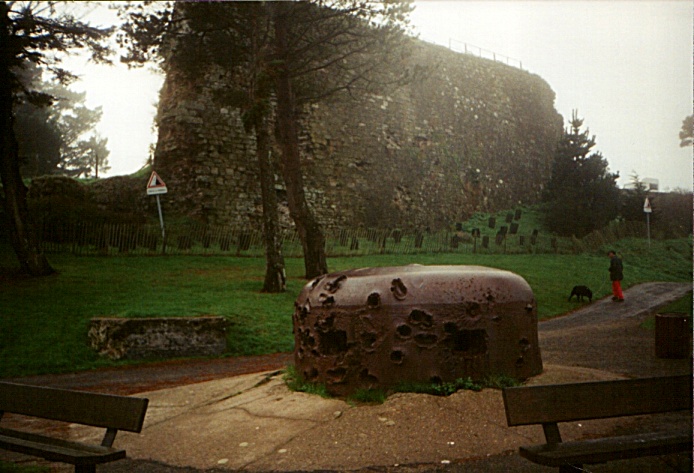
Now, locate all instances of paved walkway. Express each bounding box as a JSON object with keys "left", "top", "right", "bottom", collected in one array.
[{"left": 3, "top": 282, "right": 692, "bottom": 473}]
